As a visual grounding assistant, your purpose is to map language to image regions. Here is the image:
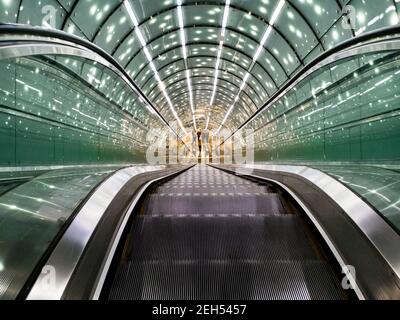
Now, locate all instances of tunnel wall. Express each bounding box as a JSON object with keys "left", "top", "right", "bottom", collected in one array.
[
  {"left": 248, "top": 51, "right": 400, "bottom": 164},
  {"left": 0, "top": 55, "right": 157, "bottom": 167}
]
